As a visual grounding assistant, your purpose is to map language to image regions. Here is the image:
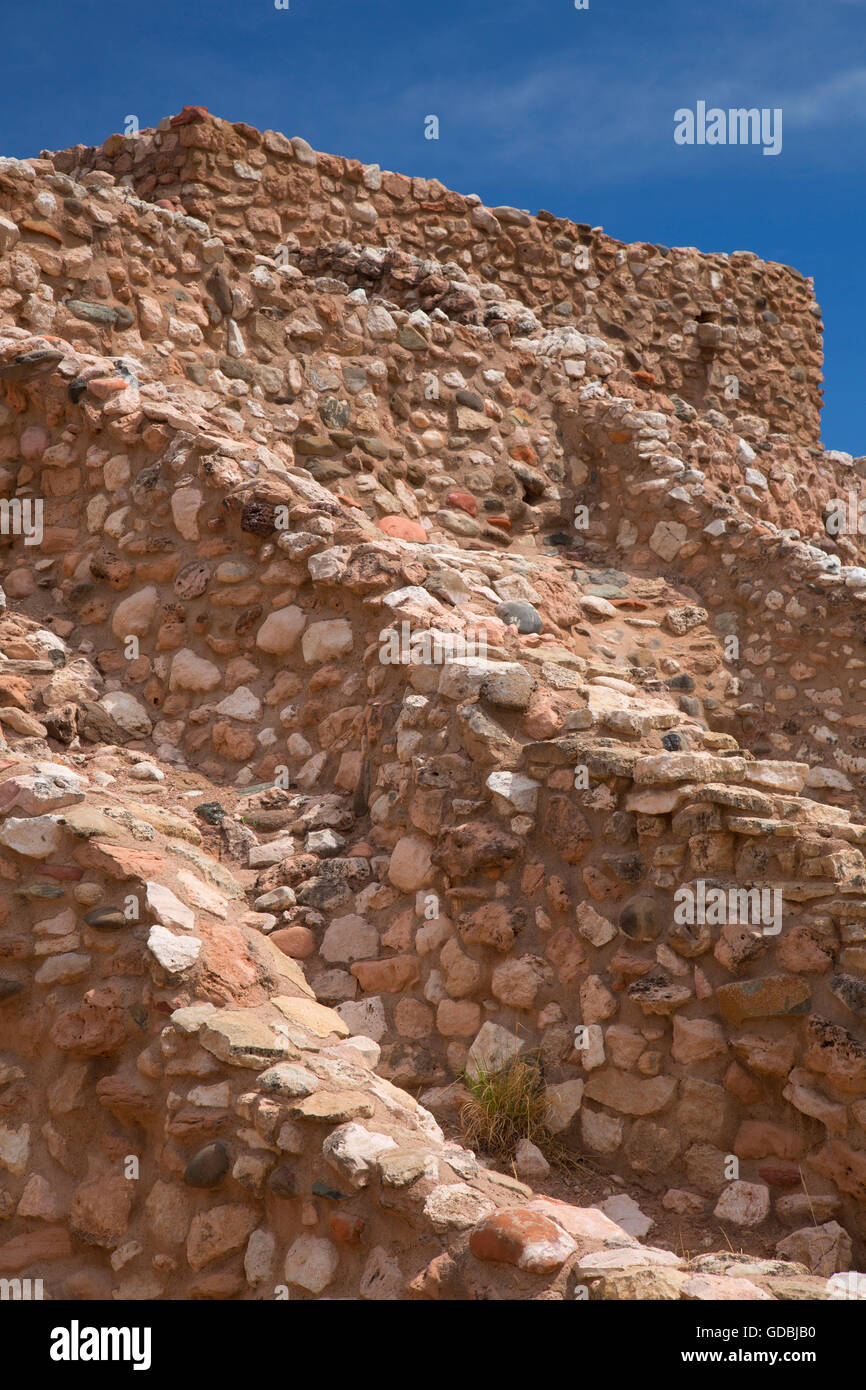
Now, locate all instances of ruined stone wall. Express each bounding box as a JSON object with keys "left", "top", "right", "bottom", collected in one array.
[
  {"left": 0, "top": 745, "right": 844, "bottom": 1300},
  {"left": 52, "top": 107, "right": 825, "bottom": 447},
  {"left": 0, "top": 120, "right": 864, "bottom": 1281}
]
